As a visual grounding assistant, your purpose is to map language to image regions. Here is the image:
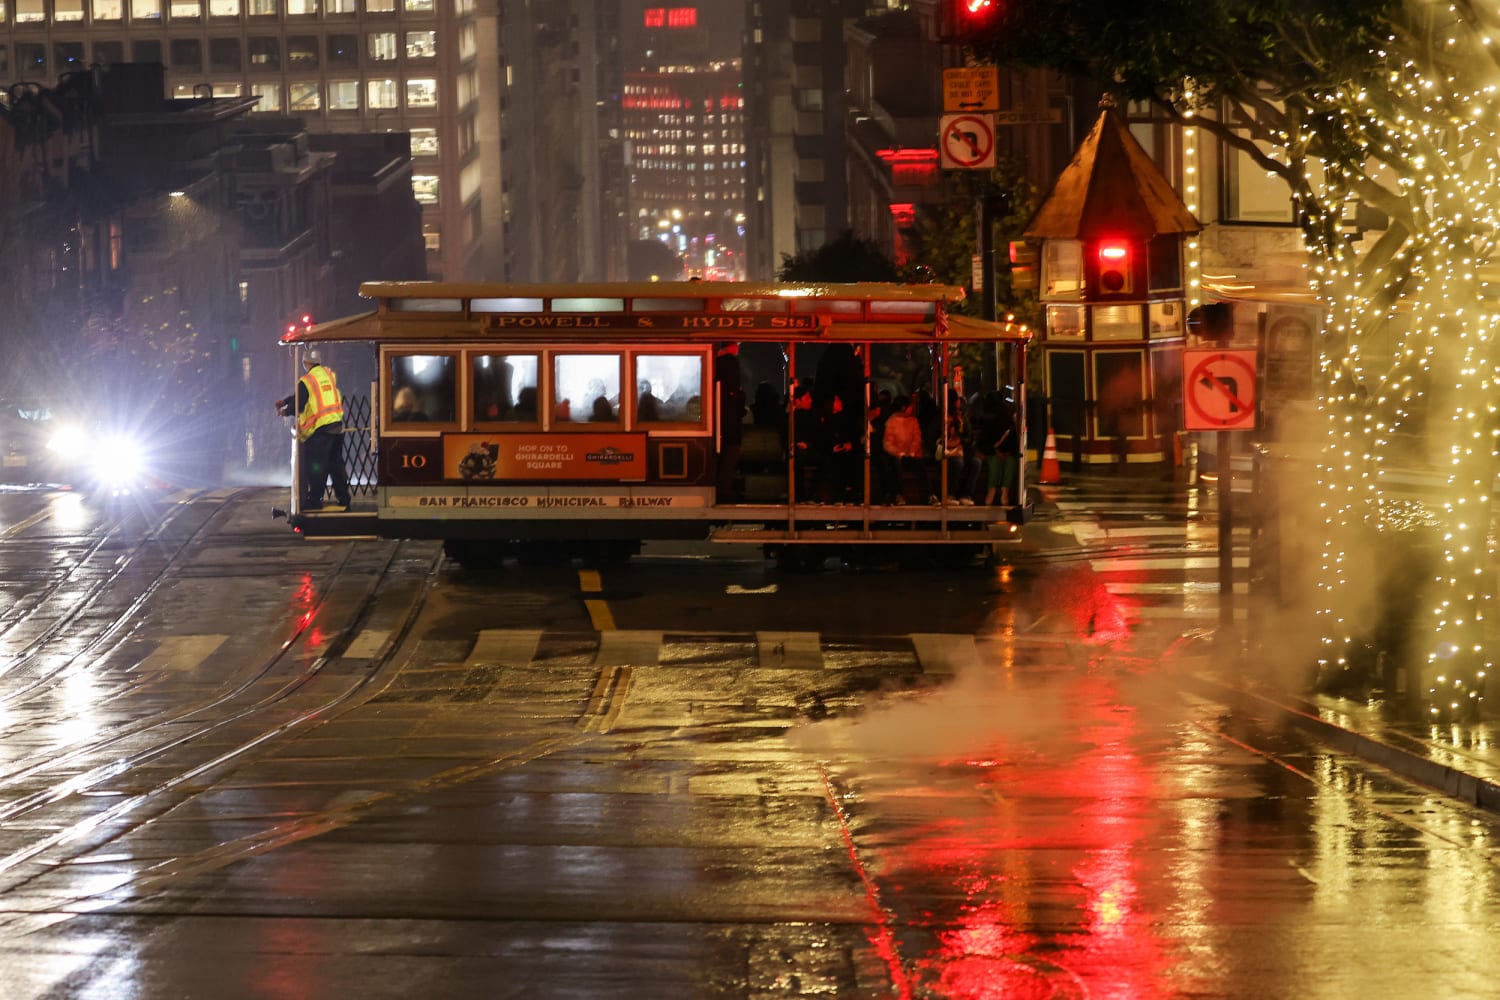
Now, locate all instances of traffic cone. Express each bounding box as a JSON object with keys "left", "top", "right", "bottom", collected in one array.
[{"left": 1039, "top": 429, "right": 1062, "bottom": 484}]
